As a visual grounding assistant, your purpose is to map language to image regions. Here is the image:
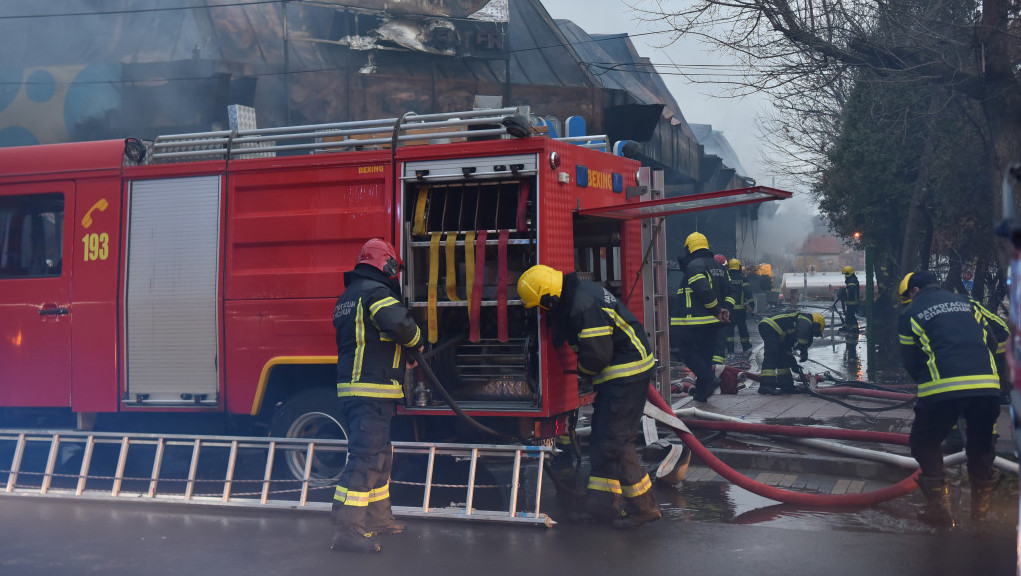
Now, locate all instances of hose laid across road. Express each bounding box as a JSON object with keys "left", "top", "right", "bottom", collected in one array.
[{"left": 644, "top": 385, "right": 921, "bottom": 507}]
